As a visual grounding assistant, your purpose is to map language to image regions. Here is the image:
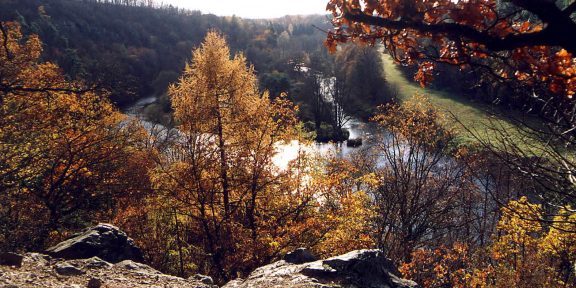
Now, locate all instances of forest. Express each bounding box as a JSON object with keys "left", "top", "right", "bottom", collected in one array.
[
  {"left": 0, "top": 0, "right": 390, "bottom": 141},
  {"left": 1, "top": 0, "right": 576, "bottom": 287}
]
